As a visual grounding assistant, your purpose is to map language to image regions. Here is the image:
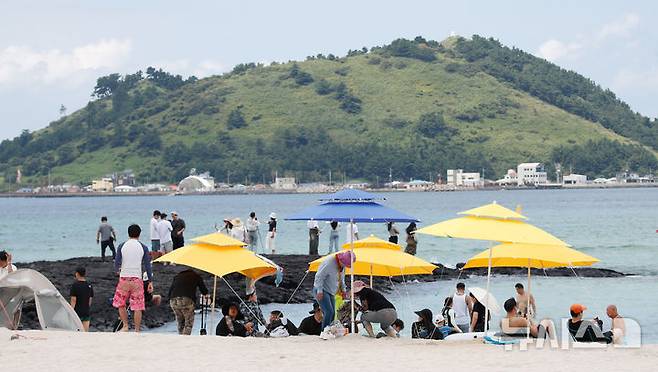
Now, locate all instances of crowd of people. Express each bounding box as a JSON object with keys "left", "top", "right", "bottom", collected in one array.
[{"left": 0, "top": 211, "right": 625, "bottom": 345}]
